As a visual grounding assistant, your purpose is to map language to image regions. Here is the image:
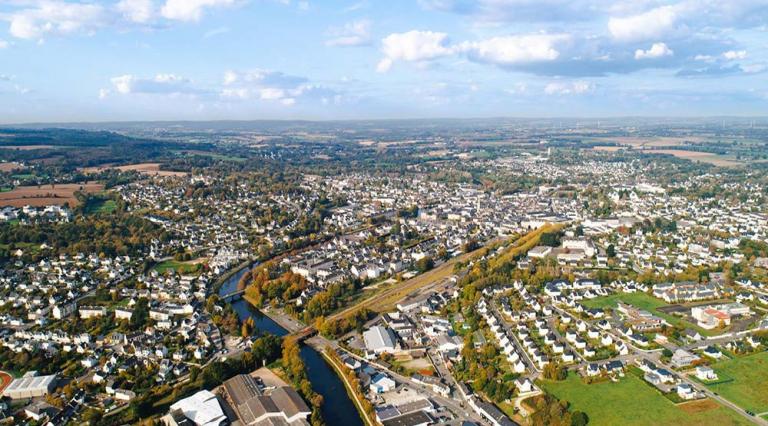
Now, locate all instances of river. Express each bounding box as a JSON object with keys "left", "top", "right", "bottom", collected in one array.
[{"left": 219, "top": 267, "right": 364, "bottom": 426}]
